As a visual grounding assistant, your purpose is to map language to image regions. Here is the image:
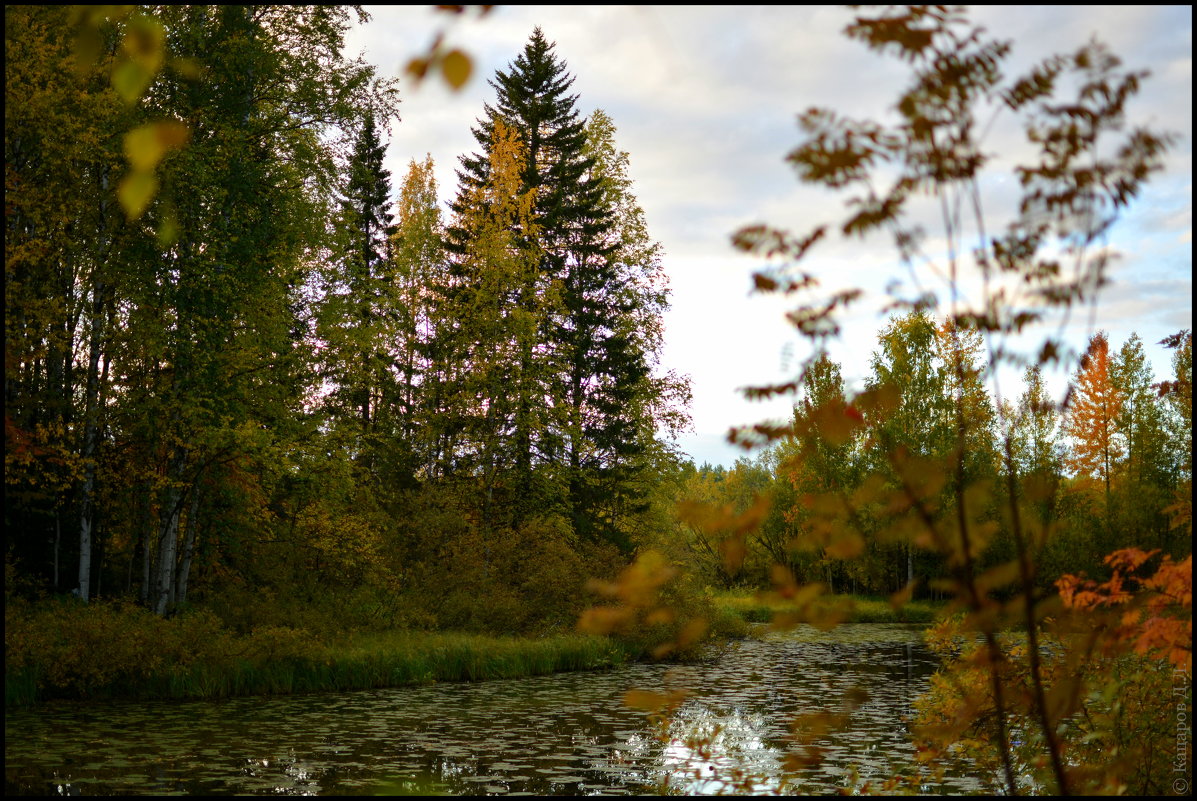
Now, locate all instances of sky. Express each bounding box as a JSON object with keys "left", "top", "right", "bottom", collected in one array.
[{"left": 344, "top": 5, "right": 1192, "bottom": 468}]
